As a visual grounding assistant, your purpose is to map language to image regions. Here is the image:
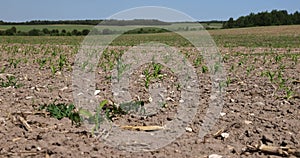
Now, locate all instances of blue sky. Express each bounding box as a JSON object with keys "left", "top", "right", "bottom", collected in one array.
[{"left": 1, "top": 0, "right": 299, "bottom": 22}]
